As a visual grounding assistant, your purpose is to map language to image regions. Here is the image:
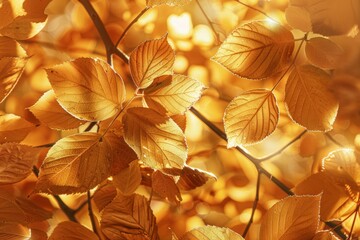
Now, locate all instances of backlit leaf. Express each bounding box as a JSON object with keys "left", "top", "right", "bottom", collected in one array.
[
  {"left": 0, "top": 57, "right": 27, "bottom": 103},
  {"left": 0, "top": 114, "right": 35, "bottom": 143},
  {"left": 45, "top": 57, "right": 126, "bottom": 121},
  {"left": 285, "top": 6, "right": 312, "bottom": 32},
  {"left": 112, "top": 161, "right": 141, "bottom": 196},
  {"left": 0, "top": 192, "right": 27, "bottom": 225},
  {"left": 0, "top": 223, "right": 30, "bottom": 240},
  {"left": 123, "top": 107, "right": 187, "bottom": 170},
  {"left": 146, "top": 0, "right": 192, "bottom": 7},
  {"left": 180, "top": 225, "right": 244, "bottom": 240},
  {"left": 29, "top": 90, "right": 86, "bottom": 130},
  {"left": 212, "top": 21, "right": 294, "bottom": 79},
  {"left": 224, "top": 89, "right": 279, "bottom": 147},
  {"left": 285, "top": 65, "right": 339, "bottom": 131},
  {"left": 144, "top": 74, "right": 205, "bottom": 115},
  {"left": 305, "top": 37, "right": 344, "bottom": 69},
  {"left": 177, "top": 165, "right": 217, "bottom": 191},
  {"left": 15, "top": 197, "right": 53, "bottom": 223},
  {"left": 35, "top": 132, "right": 113, "bottom": 194},
  {"left": 93, "top": 182, "right": 117, "bottom": 212},
  {"left": 130, "top": 35, "right": 174, "bottom": 89},
  {"left": 49, "top": 221, "right": 99, "bottom": 240},
  {"left": 0, "top": 37, "right": 27, "bottom": 57},
  {"left": 0, "top": 0, "right": 25, "bottom": 30},
  {"left": 259, "top": 195, "right": 321, "bottom": 240},
  {"left": 152, "top": 170, "right": 182, "bottom": 205},
  {"left": 0, "top": 143, "right": 38, "bottom": 185},
  {"left": 312, "top": 231, "right": 340, "bottom": 240},
  {"left": 101, "top": 193, "right": 159, "bottom": 240}
]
